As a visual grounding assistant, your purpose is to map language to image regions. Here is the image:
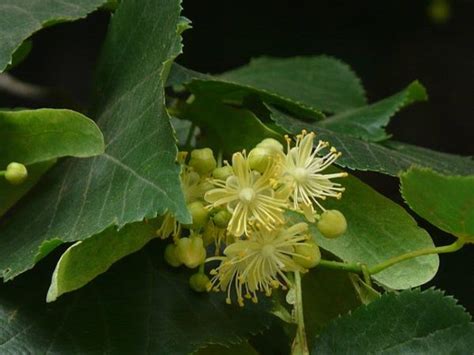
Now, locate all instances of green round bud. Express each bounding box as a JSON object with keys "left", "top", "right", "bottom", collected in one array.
[
  {"left": 293, "top": 243, "right": 321, "bottom": 269},
  {"left": 248, "top": 147, "right": 272, "bottom": 173},
  {"left": 212, "top": 209, "right": 232, "bottom": 229},
  {"left": 189, "top": 273, "right": 211, "bottom": 292},
  {"left": 257, "top": 138, "right": 284, "bottom": 153},
  {"left": 164, "top": 244, "right": 182, "bottom": 267},
  {"left": 4, "top": 162, "right": 28, "bottom": 185},
  {"left": 189, "top": 148, "right": 217, "bottom": 175},
  {"left": 212, "top": 165, "right": 233, "bottom": 181},
  {"left": 186, "top": 201, "right": 209, "bottom": 229},
  {"left": 317, "top": 210, "right": 347, "bottom": 239},
  {"left": 198, "top": 180, "right": 214, "bottom": 195},
  {"left": 176, "top": 236, "right": 207, "bottom": 268}
]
